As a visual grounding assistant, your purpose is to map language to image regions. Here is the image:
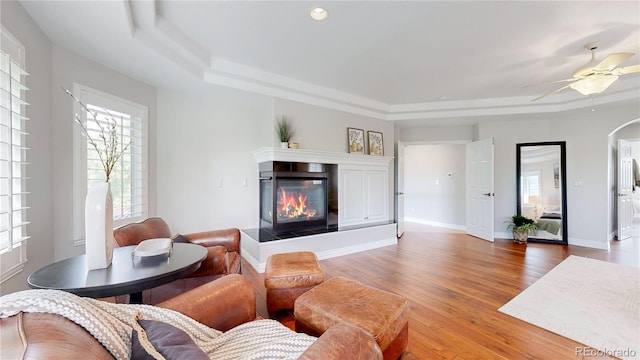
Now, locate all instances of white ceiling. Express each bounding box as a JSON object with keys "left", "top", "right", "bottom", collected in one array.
[{"left": 18, "top": 1, "right": 640, "bottom": 126}]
